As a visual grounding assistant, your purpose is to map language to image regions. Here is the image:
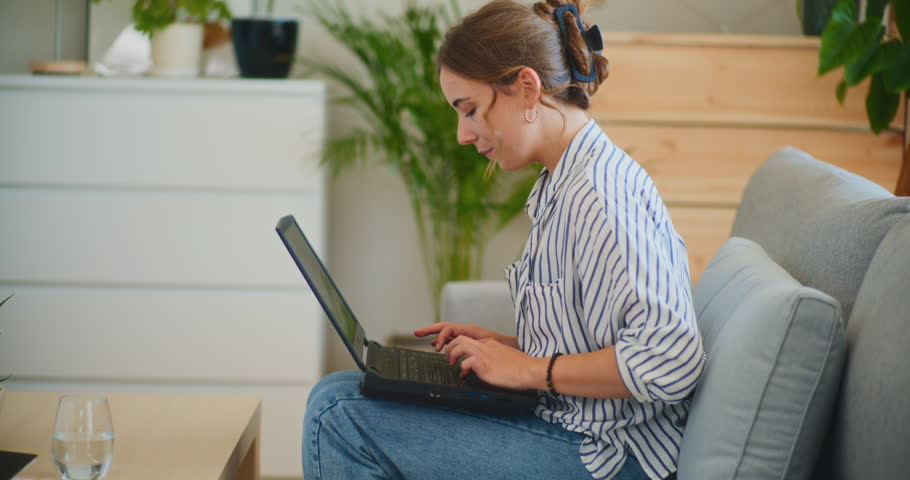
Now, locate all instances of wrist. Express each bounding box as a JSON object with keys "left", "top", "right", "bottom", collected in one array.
[
  {"left": 523, "top": 356, "right": 550, "bottom": 391},
  {"left": 495, "top": 334, "right": 520, "bottom": 349}
]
